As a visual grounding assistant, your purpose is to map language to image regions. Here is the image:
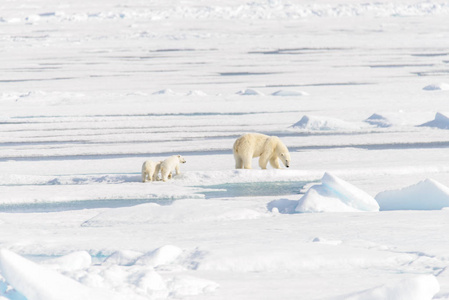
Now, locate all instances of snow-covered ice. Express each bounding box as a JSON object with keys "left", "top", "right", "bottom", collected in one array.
[{"left": 2, "top": 0, "right": 449, "bottom": 299}]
